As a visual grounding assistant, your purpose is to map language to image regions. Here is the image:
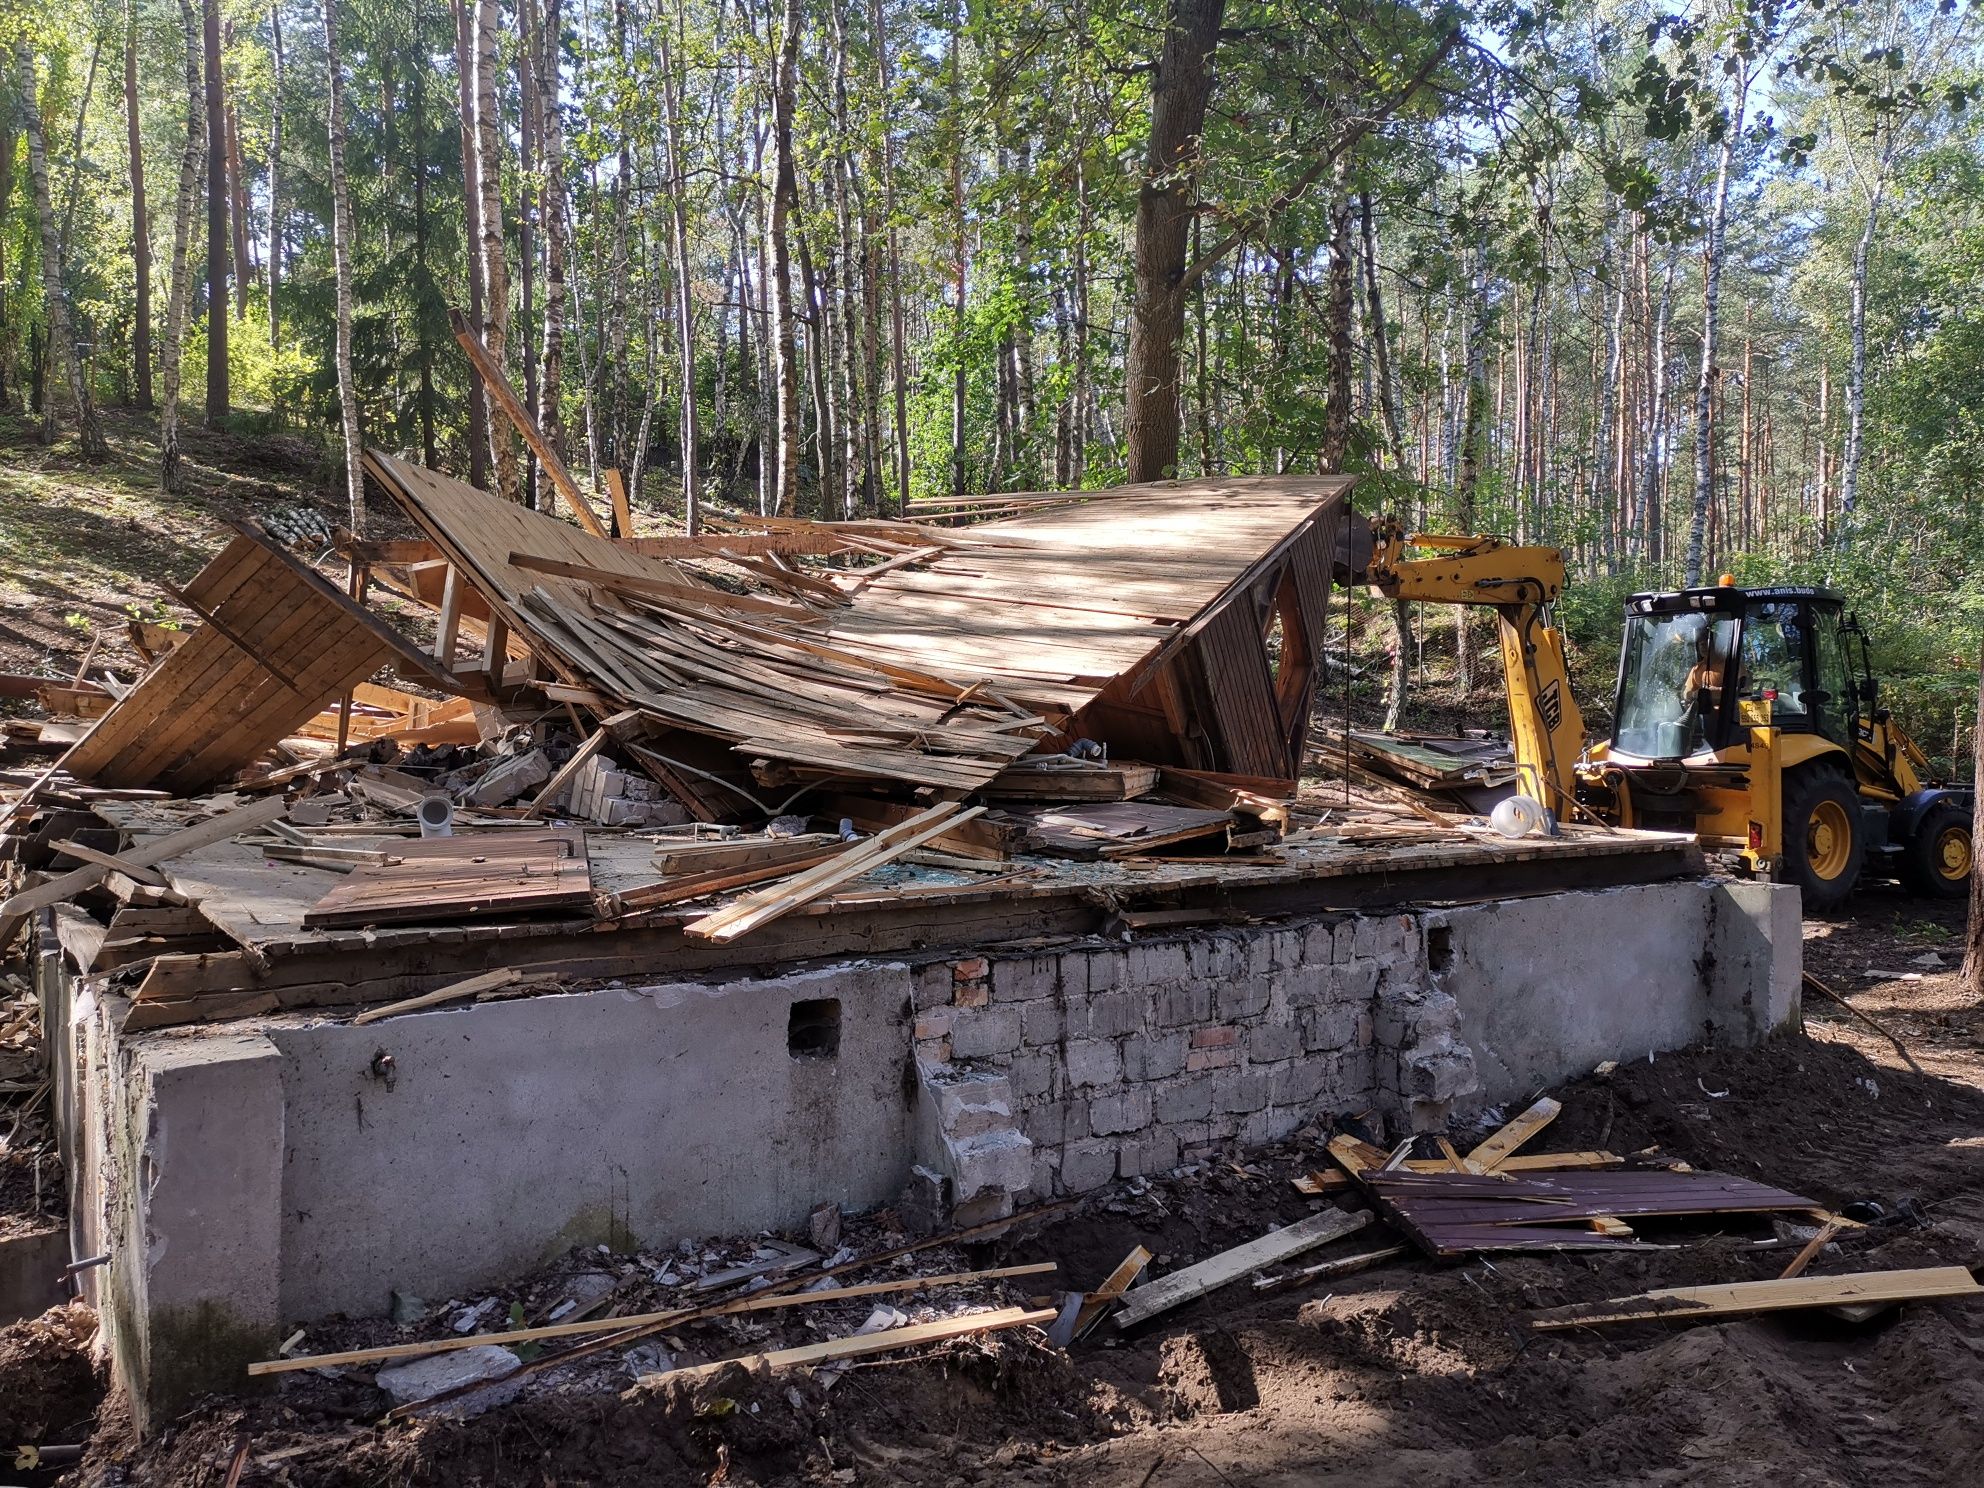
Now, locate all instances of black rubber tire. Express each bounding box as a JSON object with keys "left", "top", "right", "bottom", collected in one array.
[
  {"left": 1901, "top": 800, "right": 1973, "bottom": 900},
  {"left": 1780, "top": 768, "right": 1863, "bottom": 914}
]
